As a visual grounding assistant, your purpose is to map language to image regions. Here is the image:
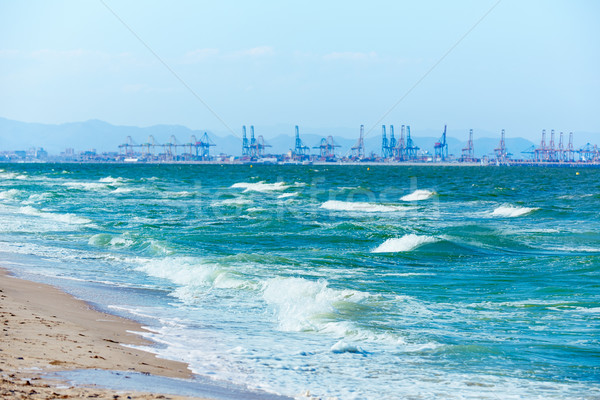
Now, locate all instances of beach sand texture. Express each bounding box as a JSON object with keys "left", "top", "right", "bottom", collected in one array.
[{"left": 0, "top": 268, "right": 207, "bottom": 399}]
